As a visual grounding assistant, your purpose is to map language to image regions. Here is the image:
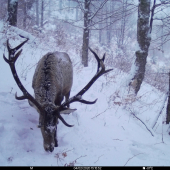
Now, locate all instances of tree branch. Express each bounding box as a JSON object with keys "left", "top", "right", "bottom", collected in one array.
[
  {"left": 124, "top": 153, "right": 144, "bottom": 166},
  {"left": 129, "top": 110, "right": 154, "bottom": 137}
]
